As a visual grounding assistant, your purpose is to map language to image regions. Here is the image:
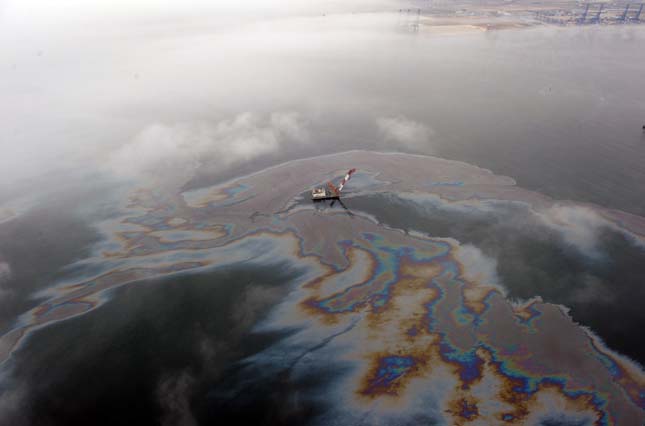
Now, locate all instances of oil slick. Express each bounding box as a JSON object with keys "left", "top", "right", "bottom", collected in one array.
[{"left": 0, "top": 151, "right": 643, "bottom": 424}]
